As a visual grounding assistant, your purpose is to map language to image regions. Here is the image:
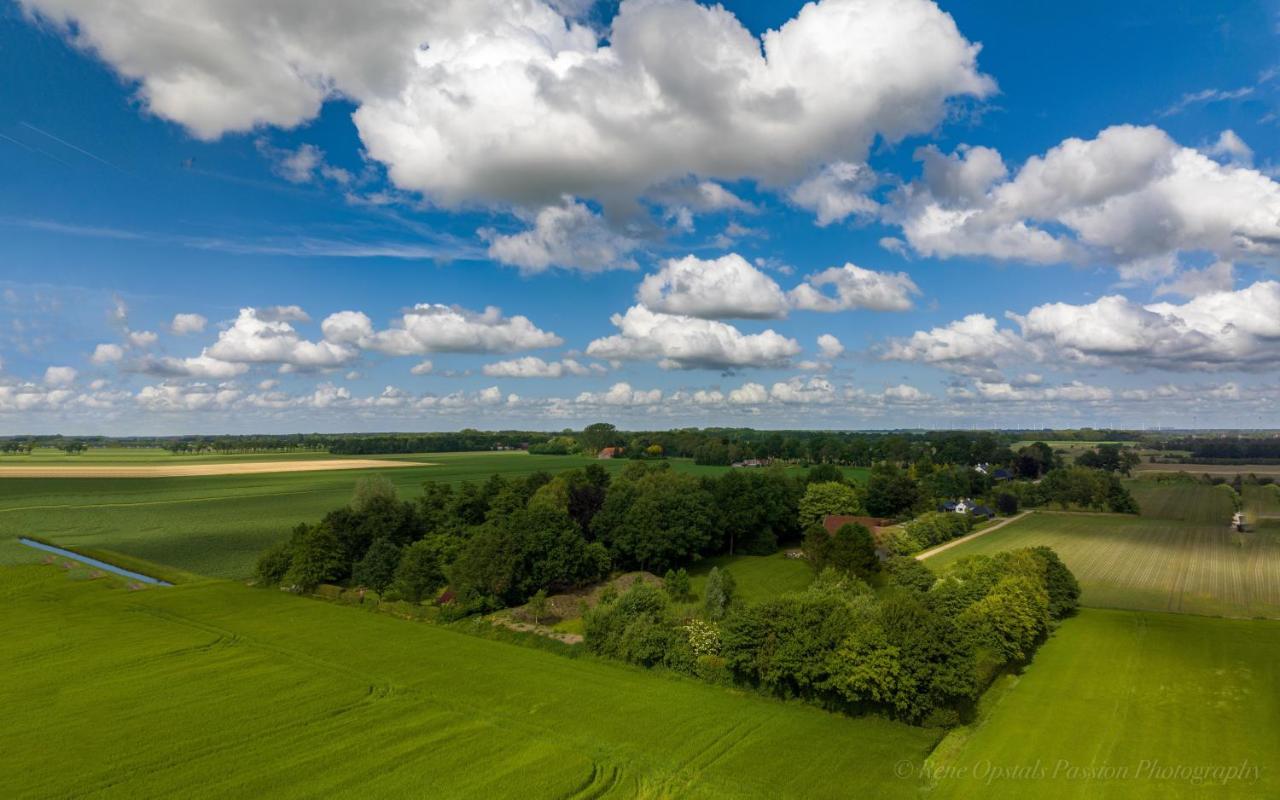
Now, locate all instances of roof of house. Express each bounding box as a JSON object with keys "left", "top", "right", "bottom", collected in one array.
[
  {"left": 822, "top": 515, "right": 895, "bottom": 535},
  {"left": 597, "top": 446, "right": 622, "bottom": 457}
]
